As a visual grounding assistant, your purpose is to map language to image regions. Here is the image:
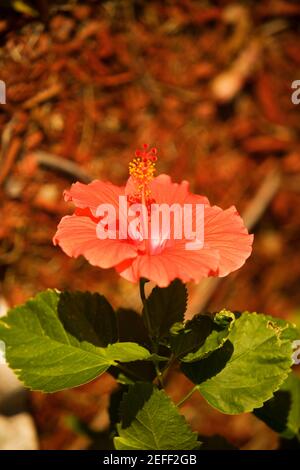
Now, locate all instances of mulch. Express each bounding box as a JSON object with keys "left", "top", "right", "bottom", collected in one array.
[{"left": 0, "top": 0, "right": 299, "bottom": 449}]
